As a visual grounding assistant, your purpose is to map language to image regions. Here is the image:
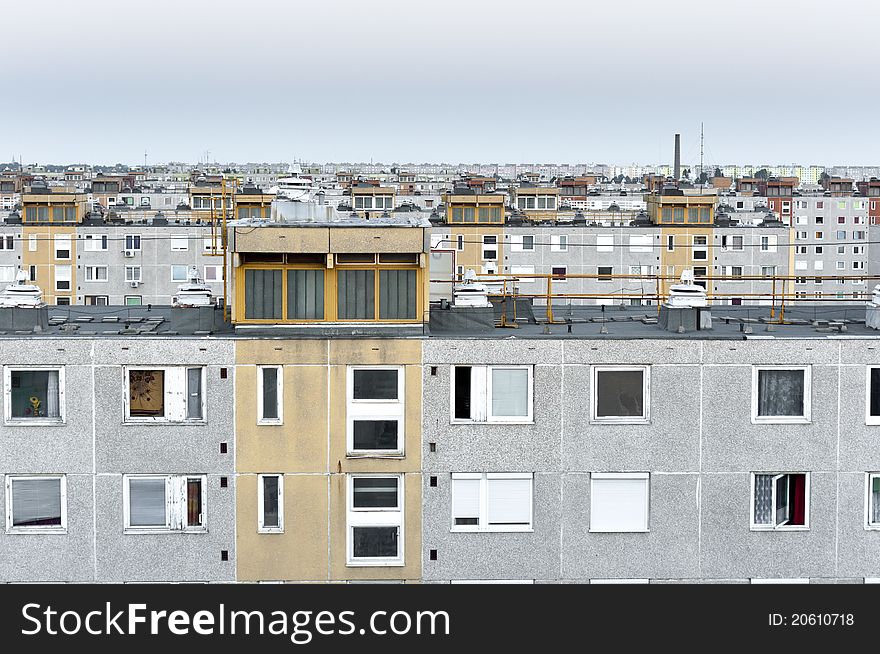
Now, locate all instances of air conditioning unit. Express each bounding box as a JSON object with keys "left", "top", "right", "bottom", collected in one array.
[
  {"left": 123, "top": 249, "right": 135, "bottom": 257},
  {"left": 128, "top": 280, "right": 140, "bottom": 288}
]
